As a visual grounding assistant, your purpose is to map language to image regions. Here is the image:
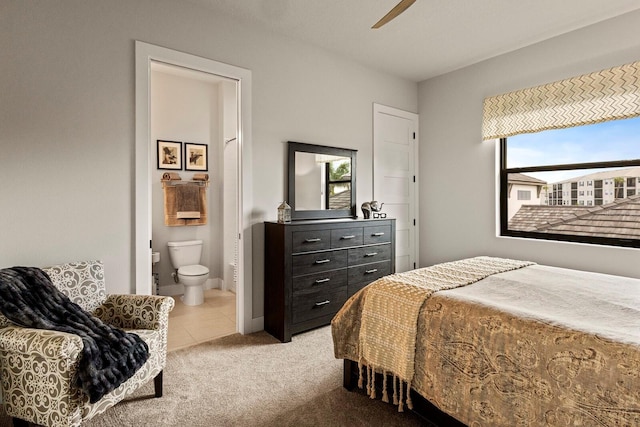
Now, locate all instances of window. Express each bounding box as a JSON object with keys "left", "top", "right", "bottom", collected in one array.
[
  {"left": 517, "top": 190, "right": 531, "bottom": 200},
  {"left": 501, "top": 116, "right": 640, "bottom": 248},
  {"left": 325, "top": 158, "right": 352, "bottom": 210}
]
